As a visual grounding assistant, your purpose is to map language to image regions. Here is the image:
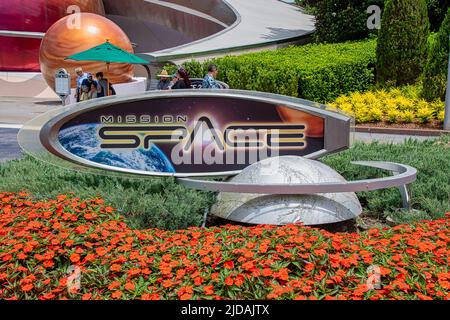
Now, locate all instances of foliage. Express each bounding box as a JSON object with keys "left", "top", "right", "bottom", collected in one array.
[
  {"left": 296, "top": 0, "right": 446, "bottom": 41},
  {"left": 324, "top": 136, "right": 450, "bottom": 222},
  {"left": 0, "top": 157, "right": 214, "bottom": 230},
  {"left": 1, "top": 137, "right": 449, "bottom": 229},
  {"left": 426, "top": 0, "right": 450, "bottom": 31},
  {"left": 0, "top": 192, "right": 449, "bottom": 300},
  {"left": 376, "top": 0, "right": 430, "bottom": 86},
  {"left": 422, "top": 8, "right": 450, "bottom": 101},
  {"left": 329, "top": 85, "right": 445, "bottom": 124},
  {"left": 170, "top": 40, "right": 376, "bottom": 103},
  {"left": 311, "top": 0, "right": 385, "bottom": 43}
]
